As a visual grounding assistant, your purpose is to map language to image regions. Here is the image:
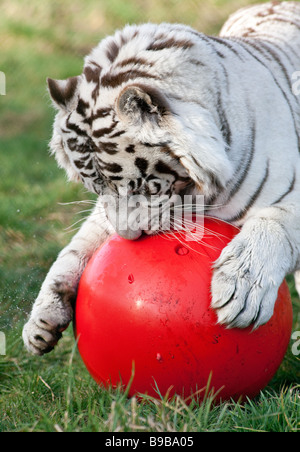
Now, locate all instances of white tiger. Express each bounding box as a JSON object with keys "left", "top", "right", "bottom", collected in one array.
[{"left": 23, "top": 1, "right": 300, "bottom": 355}]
